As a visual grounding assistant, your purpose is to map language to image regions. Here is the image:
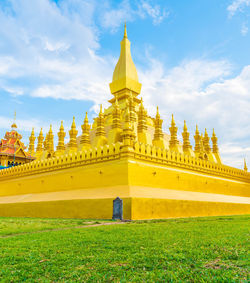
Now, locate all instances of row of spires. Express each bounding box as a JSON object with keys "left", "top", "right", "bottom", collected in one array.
[{"left": 27, "top": 99, "right": 222, "bottom": 164}]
